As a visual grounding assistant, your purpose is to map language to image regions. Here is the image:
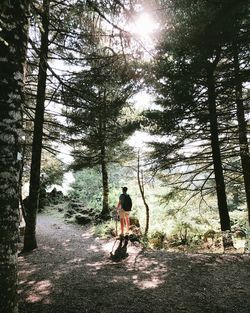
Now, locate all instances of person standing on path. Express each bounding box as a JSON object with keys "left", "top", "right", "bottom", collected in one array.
[{"left": 117, "top": 187, "right": 132, "bottom": 238}]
